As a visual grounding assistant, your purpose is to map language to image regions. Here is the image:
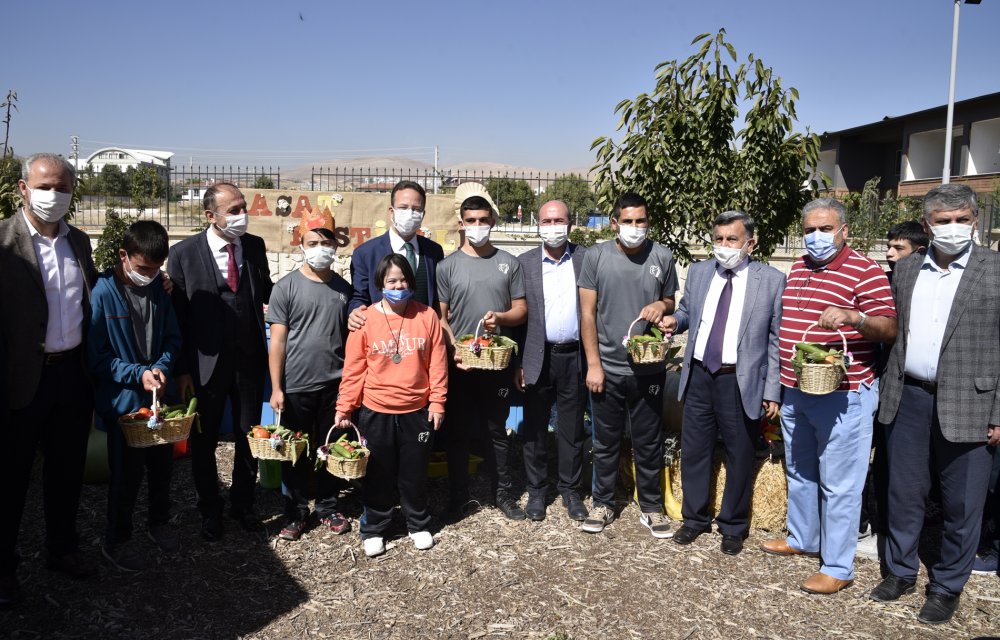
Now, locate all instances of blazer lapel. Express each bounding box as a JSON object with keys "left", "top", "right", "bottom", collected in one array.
[
  {"left": 738, "top": 261, "right": 761, "bottom": 342},
  {"left": 198, "top": 231, "right": 222, "bottom": 287},
  {"left": 13, "top": 212, "right": 45, "bottom": 296},
  {"left": 940, "top": 247, "right": 986, "bottom": 349}
]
